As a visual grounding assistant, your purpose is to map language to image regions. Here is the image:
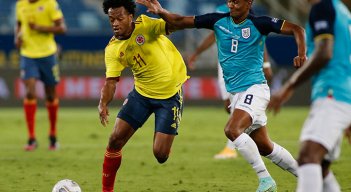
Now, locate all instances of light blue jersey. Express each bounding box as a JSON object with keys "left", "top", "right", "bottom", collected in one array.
[
  {"left": 306, "top": 0, "right": 351, "bottom": 104},
  {"left": 195, "top": 13, "right": 284, "bottom": 93}
]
